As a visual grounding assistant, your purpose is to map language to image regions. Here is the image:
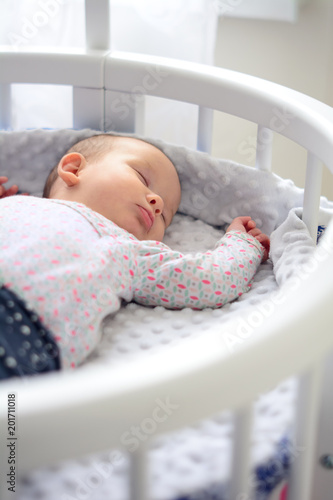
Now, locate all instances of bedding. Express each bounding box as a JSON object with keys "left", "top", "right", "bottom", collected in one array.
[
  {"left": 0, "top": 128, "right": 310, "bottom": 232},
  {"left": 1, "top": 128, "right": 333, "bottom": 500}
]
